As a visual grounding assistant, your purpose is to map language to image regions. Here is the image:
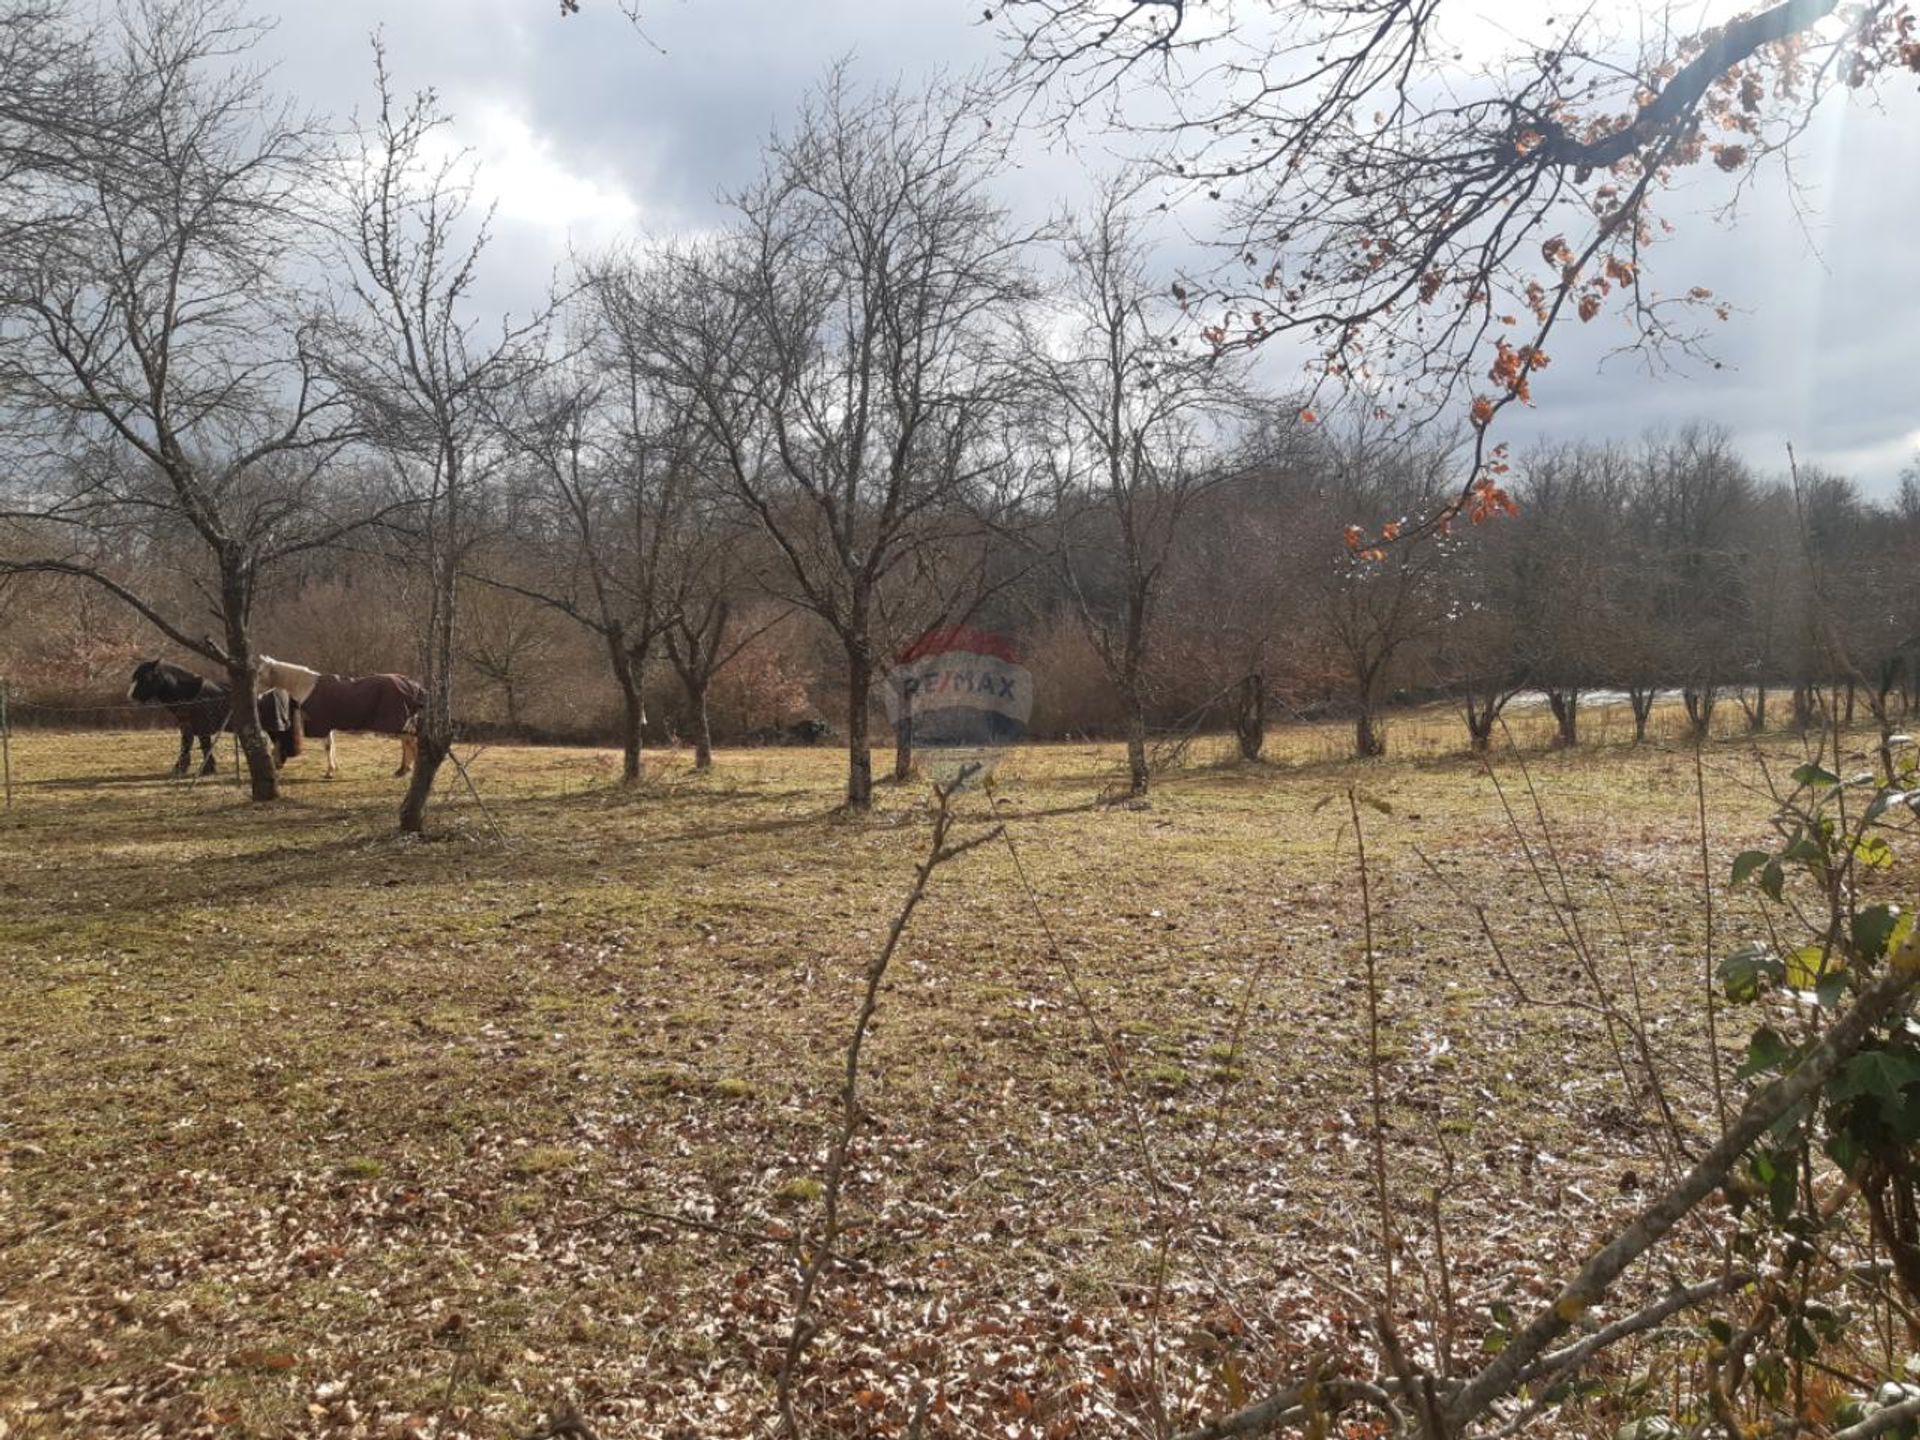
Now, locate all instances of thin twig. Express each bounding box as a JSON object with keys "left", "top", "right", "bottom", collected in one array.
[
  {"left": 1349, "top": 786, "right": 1398, "bottom": 1324},
  {"left": 1695, "top": 742, "right": 1730, "bottom": 1137},
  {"left": 776, "top": 782, "right": 1002, "bottom": 1438},
  {"left": 446, "top": 743, "right": 507, "bottom": 840}
]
